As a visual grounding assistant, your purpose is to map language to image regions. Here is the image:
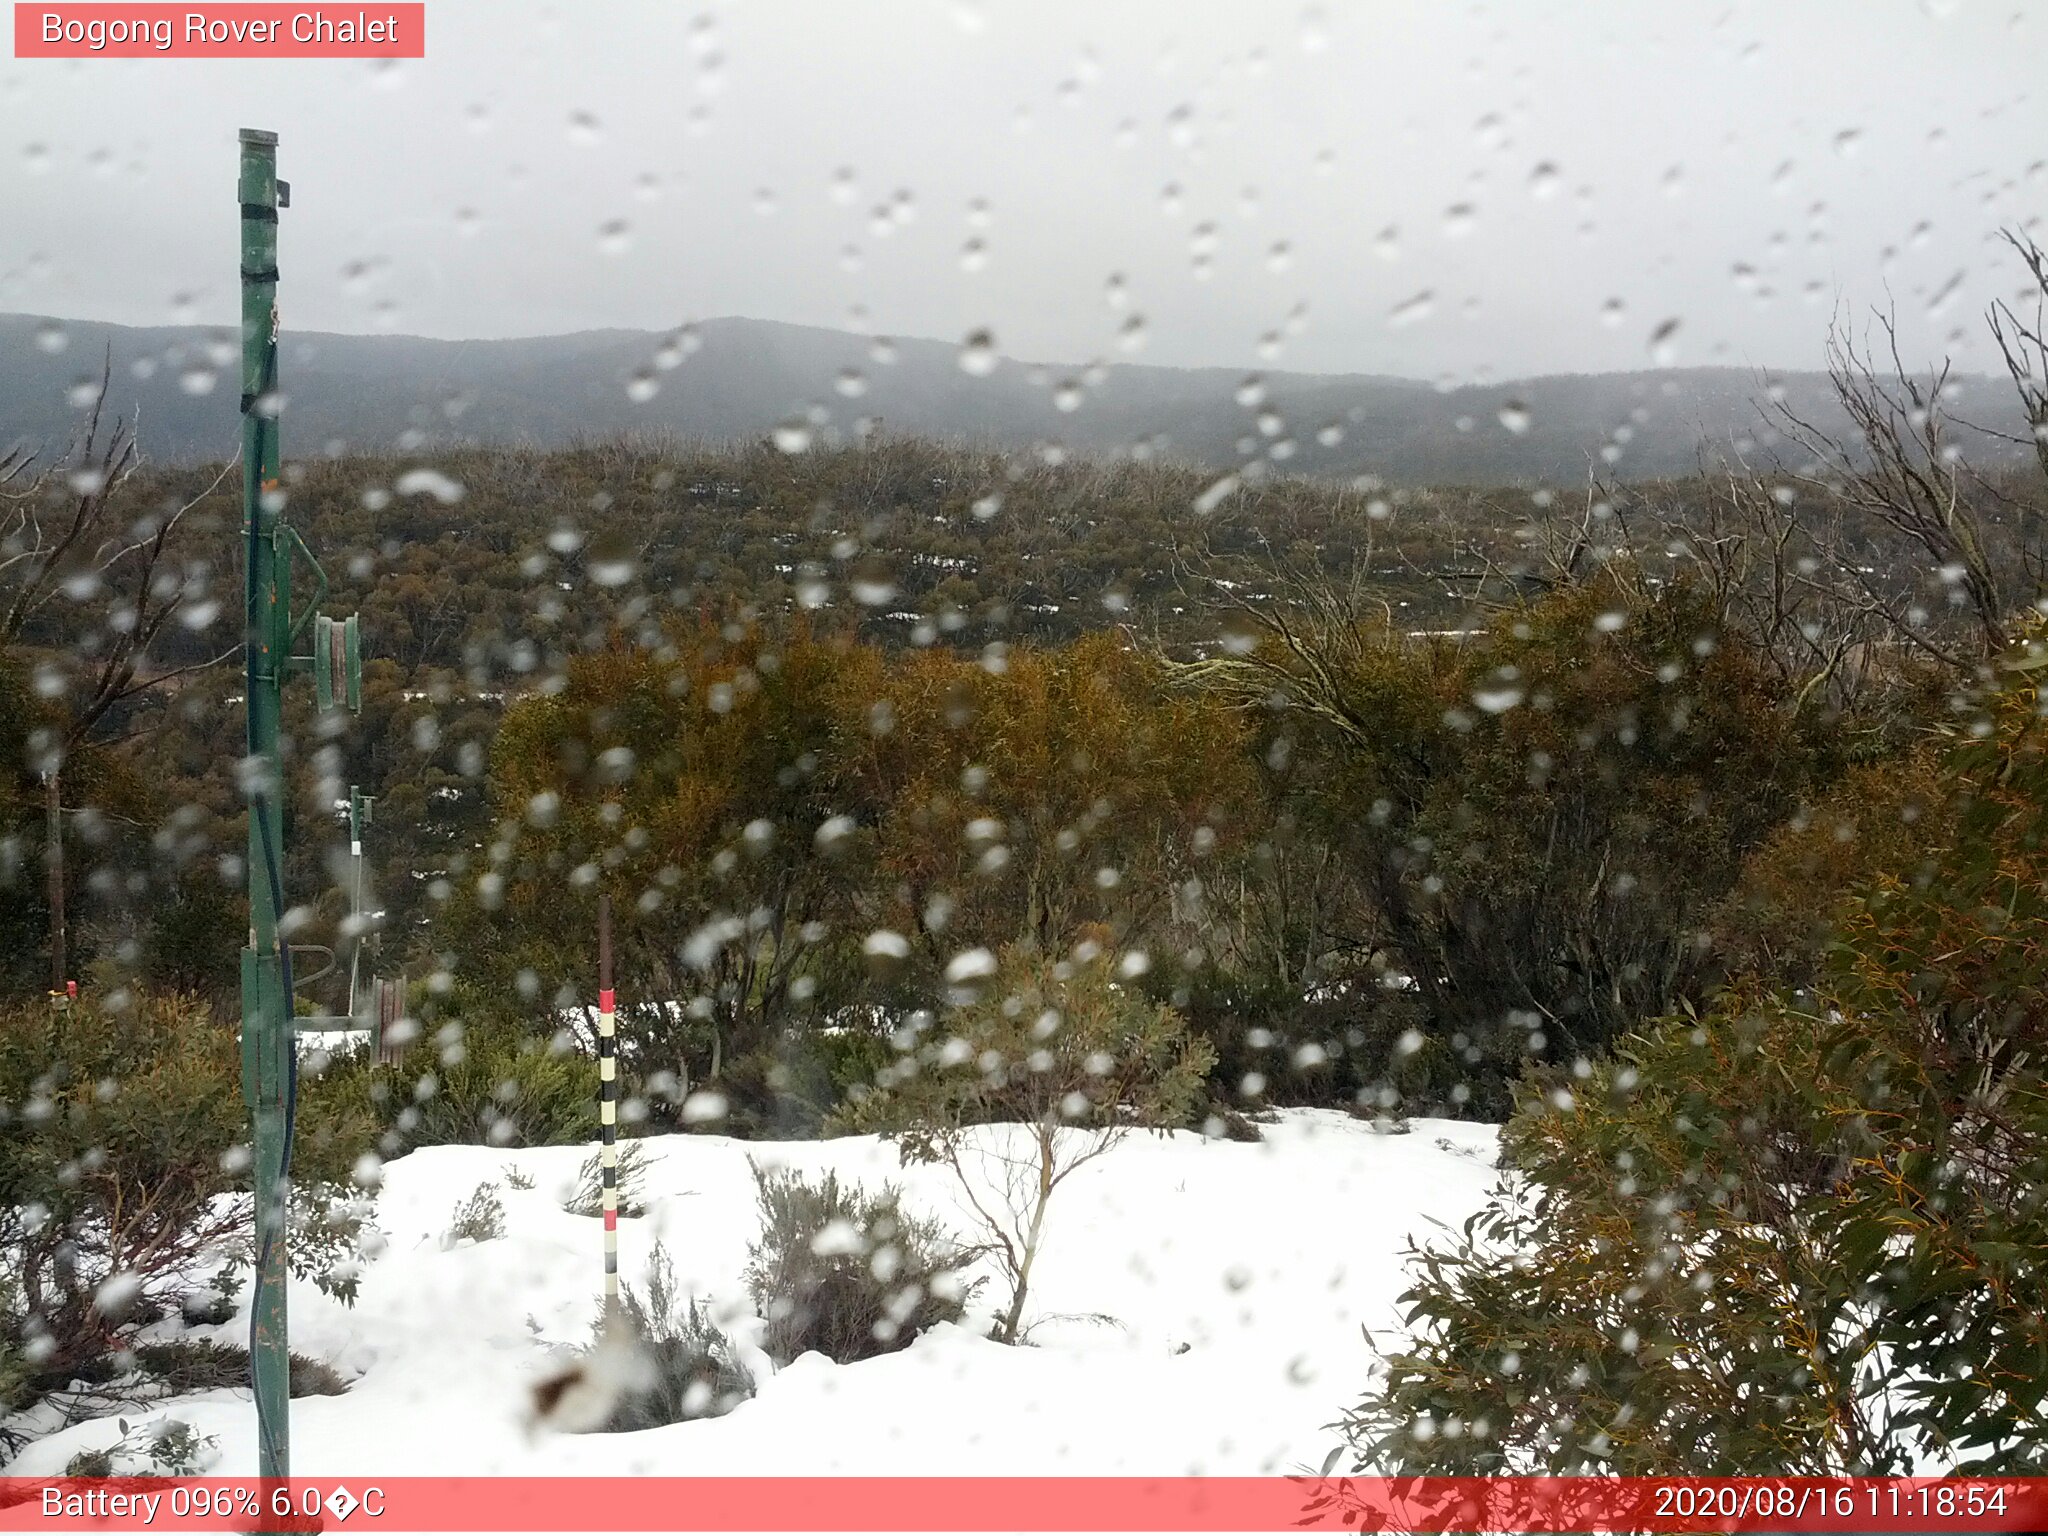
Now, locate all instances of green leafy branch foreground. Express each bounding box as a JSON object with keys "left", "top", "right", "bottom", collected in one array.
[{"left": 1344, "top": 629, "right": 2048, "bottom": 1475}]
